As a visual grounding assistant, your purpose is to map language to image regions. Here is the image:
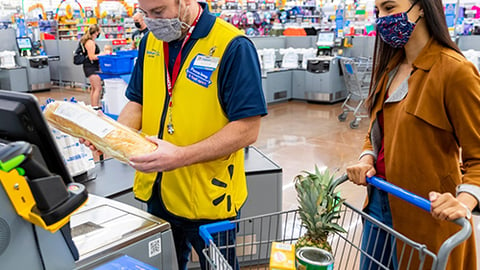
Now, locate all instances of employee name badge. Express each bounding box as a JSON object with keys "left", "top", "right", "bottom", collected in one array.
[{"left": 186, "top": 54, "right": 220, "bottom": 88}]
